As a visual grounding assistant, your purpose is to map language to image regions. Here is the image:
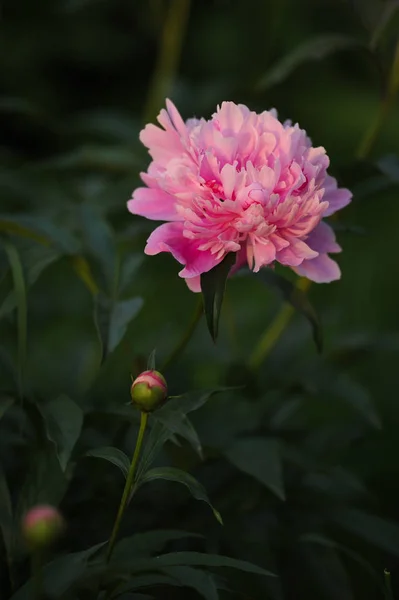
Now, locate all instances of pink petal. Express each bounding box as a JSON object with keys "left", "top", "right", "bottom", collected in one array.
[
  {"left": 276, "top": 239, "right": 318, "bottom": 266},
  {"left": 323, "top": 176, "right": 352, "bottom": 216},
  {"left": 294, "top": 253, "right": 341, "bottom": 282},
  {"left": 305, "top": 221, "right": 341, "bottom": 254},
  {"left": 128, "top": 188, "right": 182, "bottom": 221},
  {"left": 145, "top": 222, "right": 222, "bottom": 279},
  {"left": 185, "top": 275, "right": 201, "bottom": 292}
]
